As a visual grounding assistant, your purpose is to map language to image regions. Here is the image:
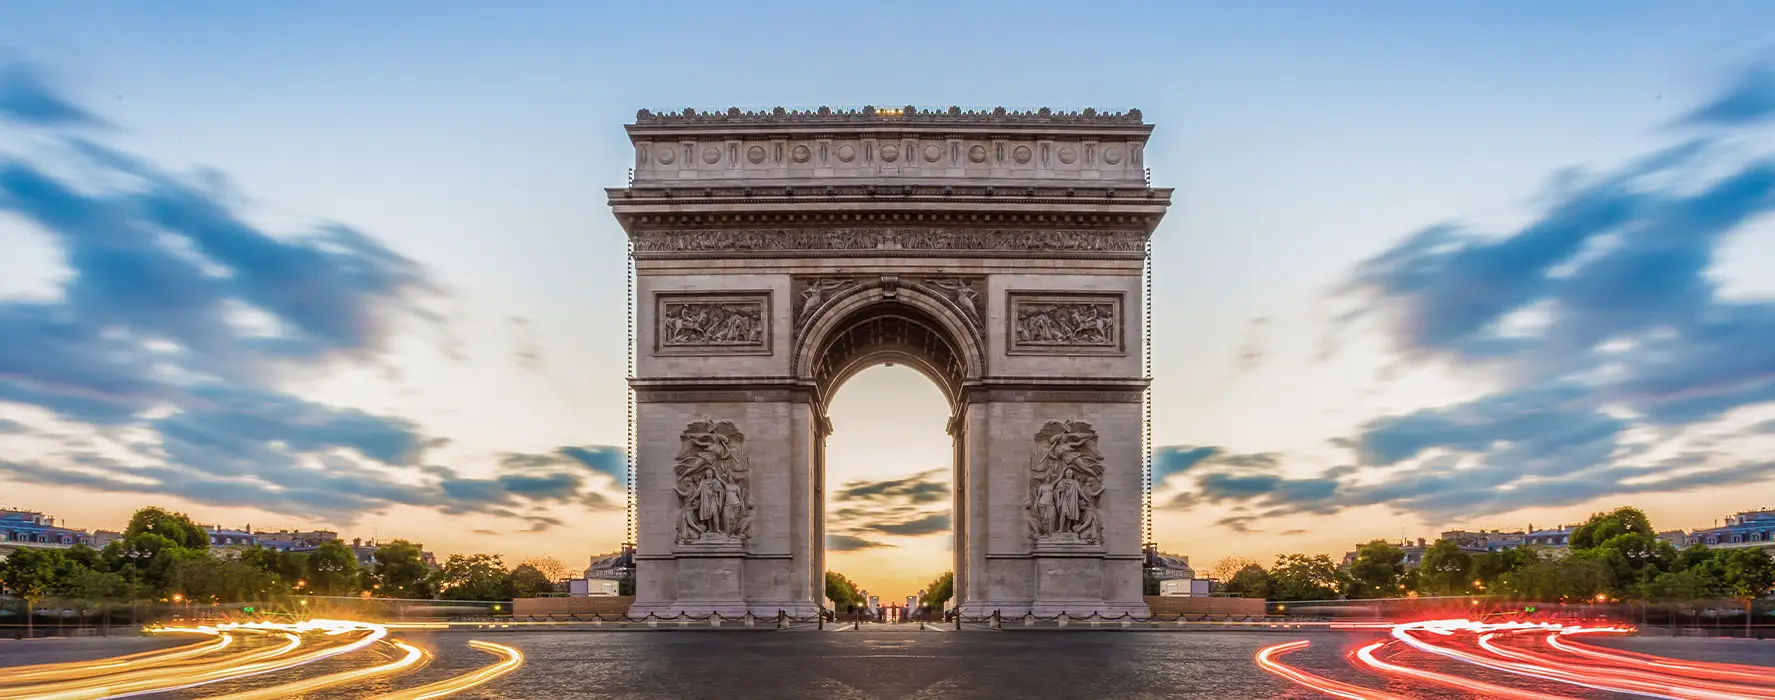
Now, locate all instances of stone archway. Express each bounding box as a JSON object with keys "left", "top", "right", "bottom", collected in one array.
[
  {"left": 794, "top": 279, "right": 981, "bottom": 617},
  {"left": 613, "top": 105, "right": 1171, "bottom": 618}
]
